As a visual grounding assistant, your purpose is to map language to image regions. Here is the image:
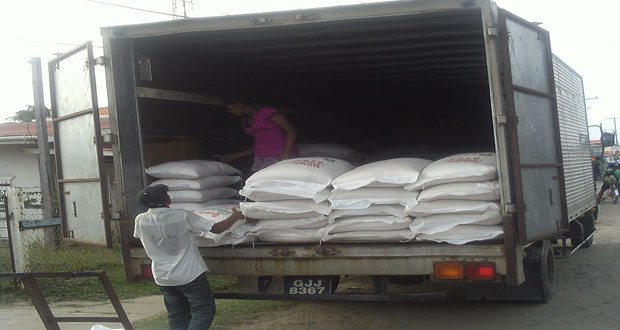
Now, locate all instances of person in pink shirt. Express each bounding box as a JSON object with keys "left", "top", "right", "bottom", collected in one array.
[{"left": 222, "top": 98, "right": 298, "bottom": 172}]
